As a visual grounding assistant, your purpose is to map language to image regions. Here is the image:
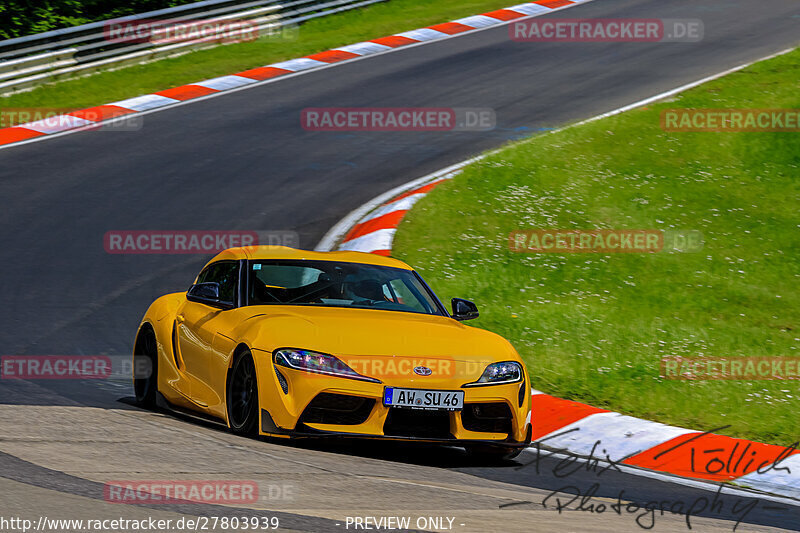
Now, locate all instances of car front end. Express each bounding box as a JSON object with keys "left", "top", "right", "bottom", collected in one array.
[{"left": 249, "top": 309, "right": 531, "bottom": 453}]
